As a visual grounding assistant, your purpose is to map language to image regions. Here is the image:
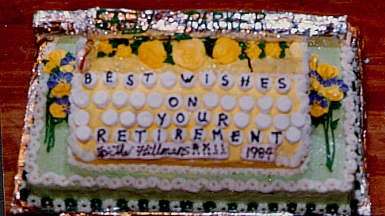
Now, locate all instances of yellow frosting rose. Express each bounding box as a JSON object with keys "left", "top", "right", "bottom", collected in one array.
[
  {"left": 116, "top": 44, "right": 132, "bottom": 58},
  {"left": 310, "top": 103, "right": 329, "bottom": 117},
  {"left": 212, "top": 37, "right": 242, "bottom": 64},
  {"left": 51, "top": 81, "right": 72, "bottom": 98},
  {"left": 49, "top": 103, "right": 68, "bottom": 118},
  {"left": 138, "top": 40, "right": 167, "bottom": 69},
  {"left": 172, "top": 38, "right": 206, "bottom": 70},
  {"left": 42, "top": 50, "right": 66, "bottom": 74},
  {"left": 98, "top": 40, "right": 114, "bottom": 55},
  {"left": 264, "top": 42, "right": 282, "bottom": 57},
  {"left": 321, "top": 85, "right": 344, "bottom": 101},
  {"left": 316, "top": 63, "right": 339, "bottom": 81},
  {"left": 245, "top": 43, "right": 262, "bottom": 59}
]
